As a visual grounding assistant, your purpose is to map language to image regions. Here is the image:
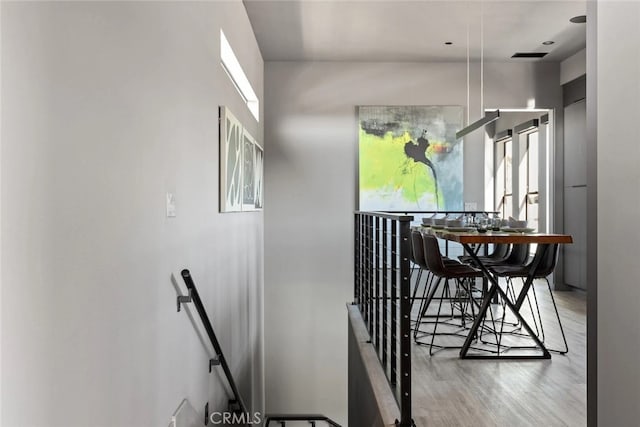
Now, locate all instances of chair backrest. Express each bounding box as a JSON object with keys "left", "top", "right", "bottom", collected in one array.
[
  {"left": 411, "top": 230, "right": 428, "bottom": 270},
  {"left": 489, "top": 243, "right": 510, "bottom": 259},
  {"left": 504, "top": 243, "right": 530, "bottom": 266},
  {"left": 531, "top": 243, "right": 560, "bottom": 278},
  {"left": 421, "top": 233, "right": 448, "bottom": 277}
]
